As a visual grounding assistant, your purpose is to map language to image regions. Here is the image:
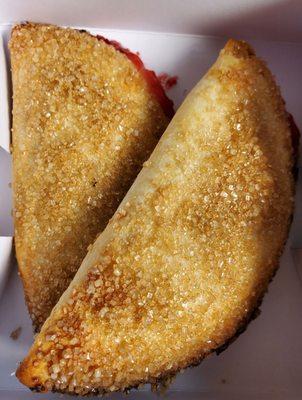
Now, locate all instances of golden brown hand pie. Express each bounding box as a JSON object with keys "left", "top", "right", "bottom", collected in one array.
[
  {"left": 10, "top": 23, "right": 171, "bottom": 330},
  {"left": 16, "top": 39, "right": 296, "bottom": 395}
]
